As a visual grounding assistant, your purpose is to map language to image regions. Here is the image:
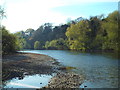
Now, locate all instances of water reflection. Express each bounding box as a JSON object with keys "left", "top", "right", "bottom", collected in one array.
[
  {"left": 3, "top": 74, "right": 55, "bottom": 88},
  {"left": 19, "top": 50, "right": 119, "bottom": 88}
]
